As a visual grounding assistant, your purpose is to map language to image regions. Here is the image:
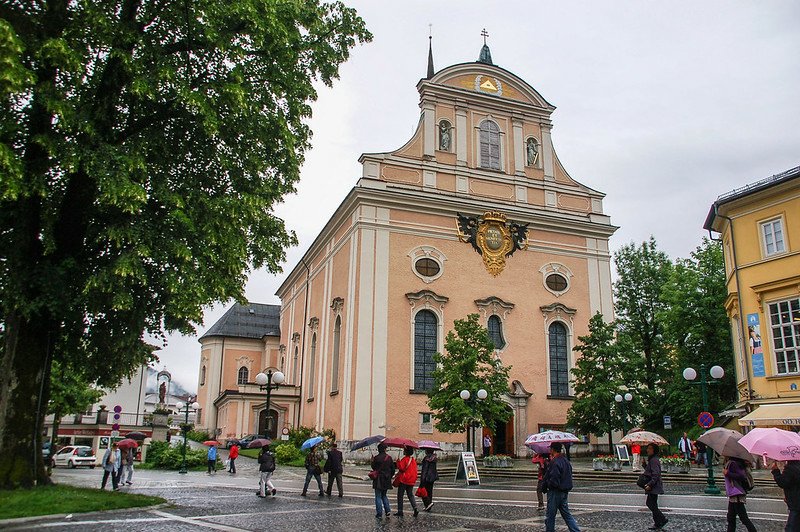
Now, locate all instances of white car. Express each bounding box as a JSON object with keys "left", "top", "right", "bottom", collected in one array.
[{"left": 52, "top": 446, "right": 96, "bottom": 468}]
